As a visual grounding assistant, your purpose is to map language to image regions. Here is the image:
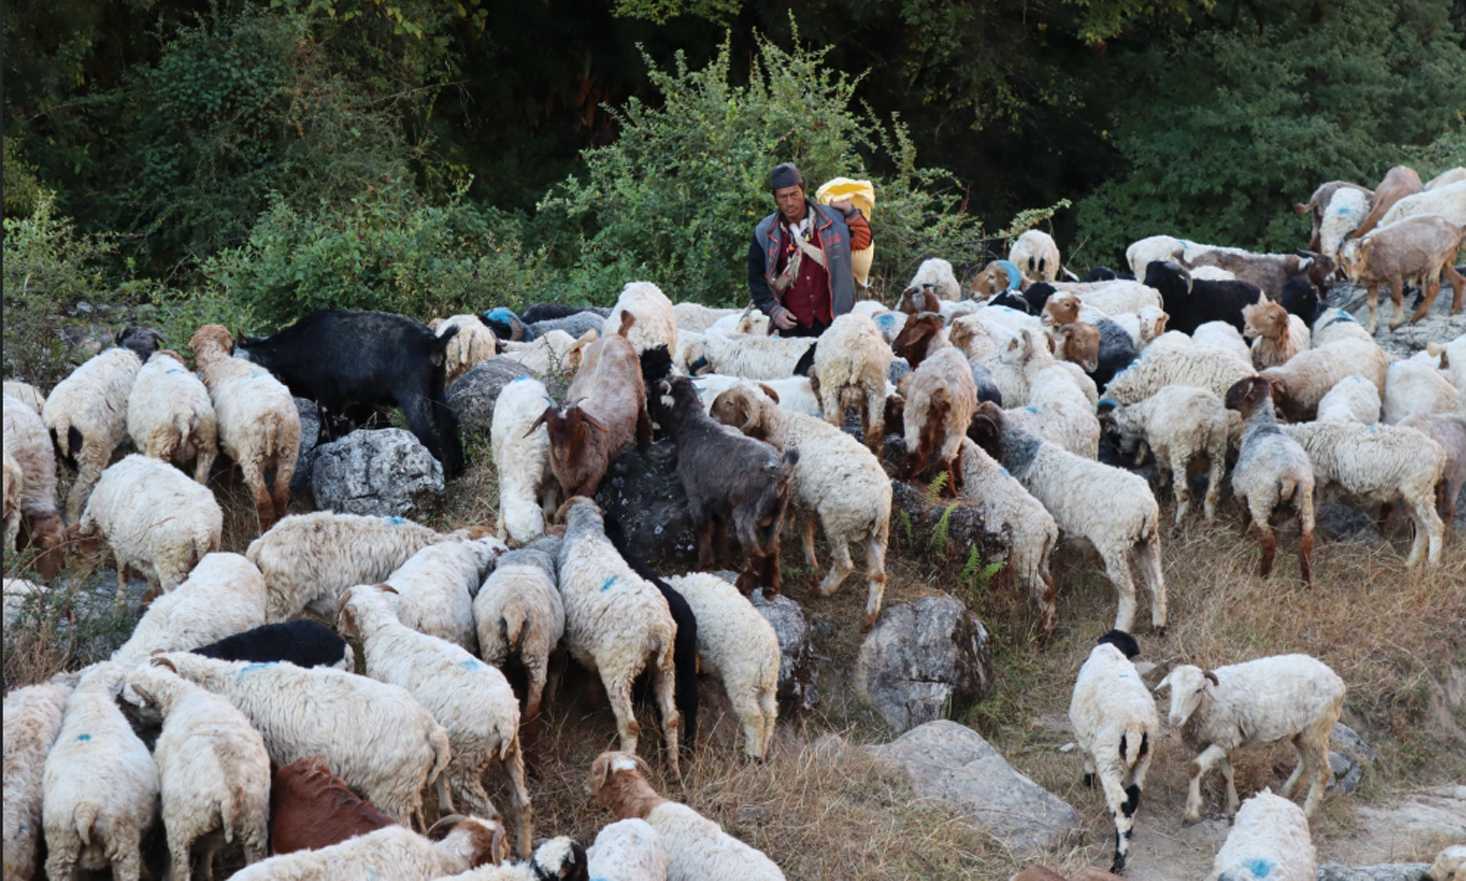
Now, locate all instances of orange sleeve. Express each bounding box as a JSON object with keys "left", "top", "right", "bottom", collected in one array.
[{"left": 847, "top": 211, "right": 872, "bottom": 251}]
